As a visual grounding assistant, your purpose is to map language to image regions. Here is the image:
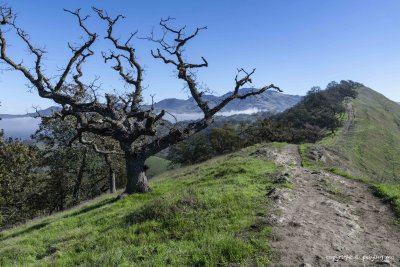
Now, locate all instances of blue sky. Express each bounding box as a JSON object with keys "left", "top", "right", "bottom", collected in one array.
[{"left": 0, "top": 0, "right": 399, "bottom": 113}]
